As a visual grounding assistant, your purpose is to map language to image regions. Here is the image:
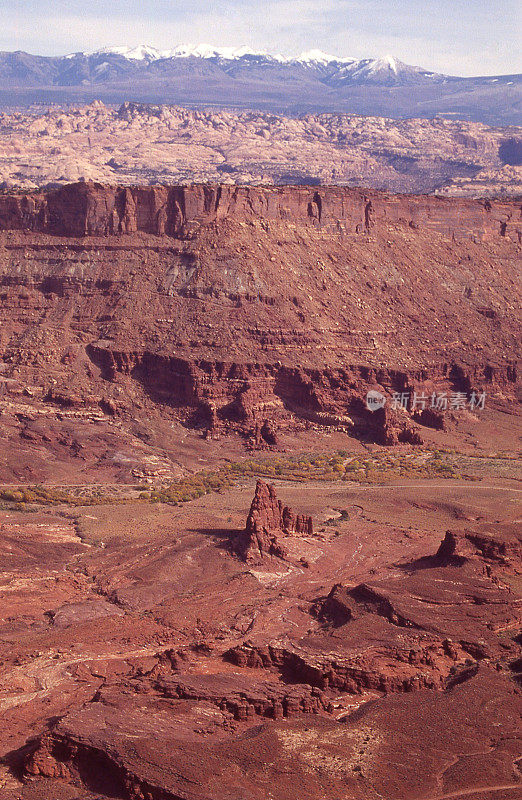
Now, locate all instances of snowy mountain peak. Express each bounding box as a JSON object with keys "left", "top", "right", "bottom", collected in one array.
[
  {"left": 168, "top": 43, "right": 273, "bottom": 60},
  {"left": 89, "top": 43, "right": 361, "bottom": 66},
  {"left": 295, "top": 49, "right": 356, "bottom": 65},
  {"left": 373, "top": 55, "right": 399, "bottom": 73},
  {"left": 91, "top": 43, "right": 276, "bottom": 62},
  {"left": 94, "top": 45, "right": 164, "bottom": 61}
]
